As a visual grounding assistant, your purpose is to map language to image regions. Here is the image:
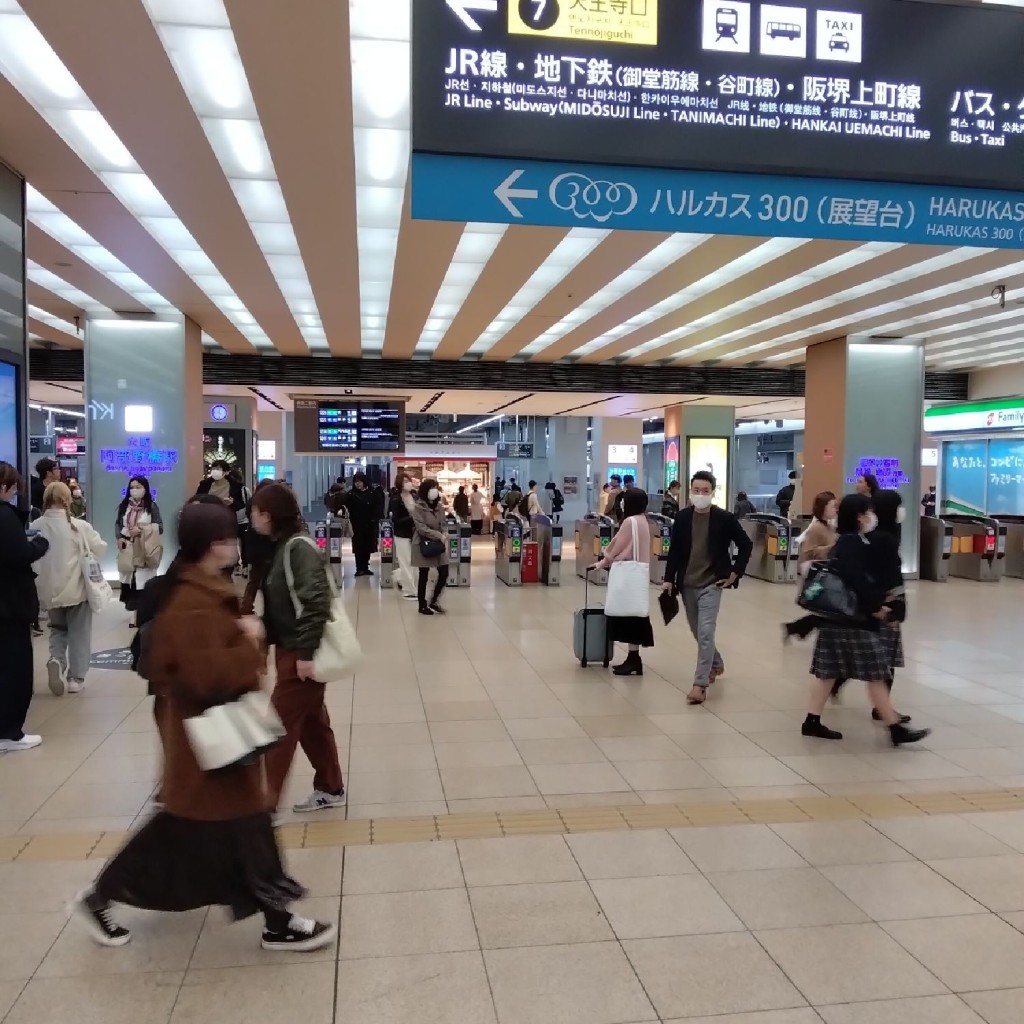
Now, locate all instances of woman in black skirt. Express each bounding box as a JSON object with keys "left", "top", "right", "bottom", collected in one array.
[
  {"left": 596, "top": 488, "right": 655, "bottom": 676},
  {"left": 72, "top": 501, "right": 334, "bottom": 953},
  {"left": 801, "top": 493, "right": 929, "bottom": 747}
]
